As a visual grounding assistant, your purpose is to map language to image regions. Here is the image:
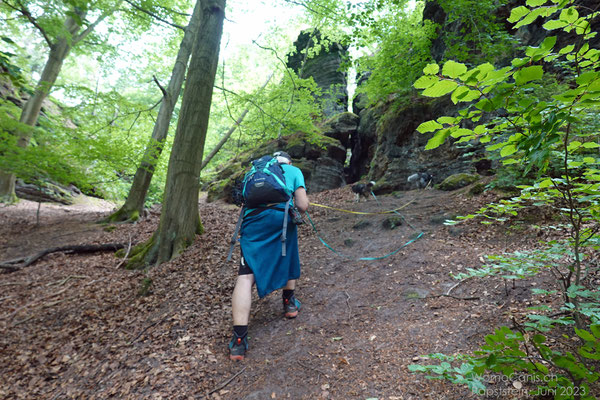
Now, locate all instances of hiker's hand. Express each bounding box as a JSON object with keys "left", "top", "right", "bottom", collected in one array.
[{"left": 294, "top": 187, "right": 309, "bottom": 212}]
